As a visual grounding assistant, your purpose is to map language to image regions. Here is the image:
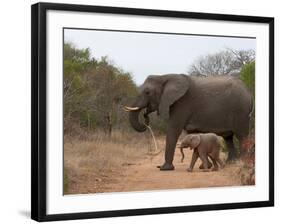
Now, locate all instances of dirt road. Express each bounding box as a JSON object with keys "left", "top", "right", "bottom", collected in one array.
[
  {"left": 65, "top": 135, "right": 246, "bottom": 195},
  {"left": 99, "top": 148, "right": 242, "bottom": 193}
]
